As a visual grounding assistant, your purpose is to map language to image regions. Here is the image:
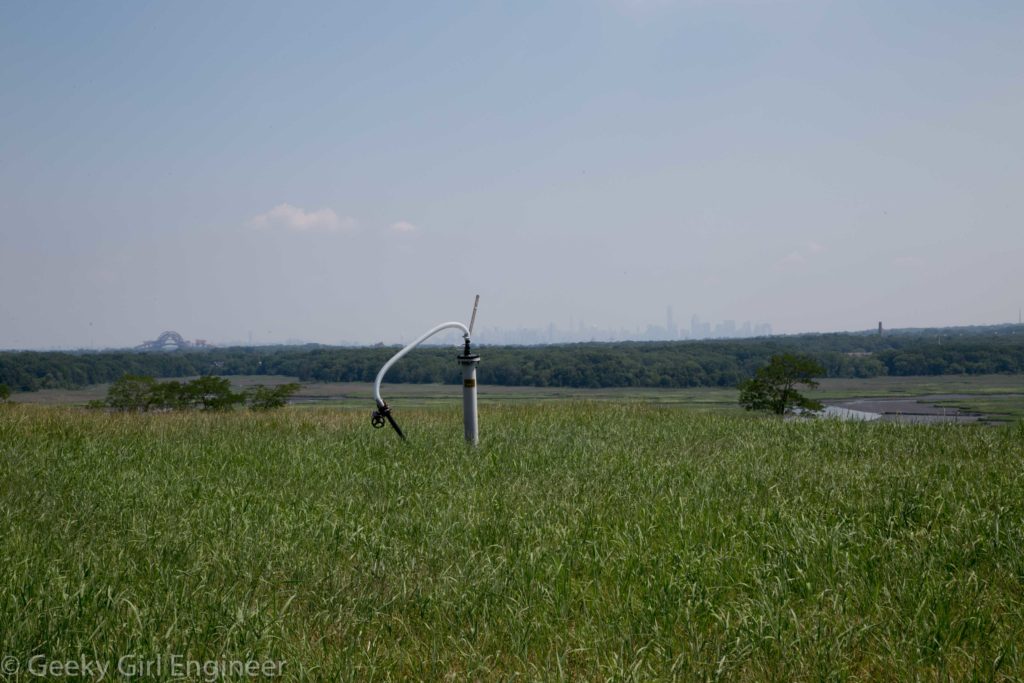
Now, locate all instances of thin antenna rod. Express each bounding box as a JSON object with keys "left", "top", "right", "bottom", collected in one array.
[{"left": 468, "top": 294, "right": 480, "bottom": 336}]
